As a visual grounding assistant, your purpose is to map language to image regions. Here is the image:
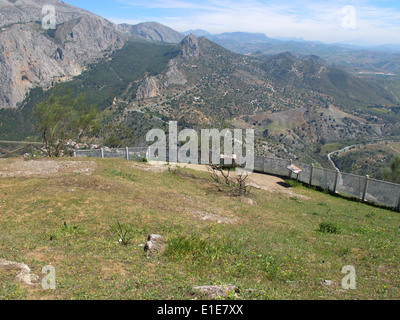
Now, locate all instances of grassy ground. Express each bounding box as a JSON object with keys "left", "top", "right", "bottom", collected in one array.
[{"left": 0, "top": 157, "right": 399, "bottom": 300}]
